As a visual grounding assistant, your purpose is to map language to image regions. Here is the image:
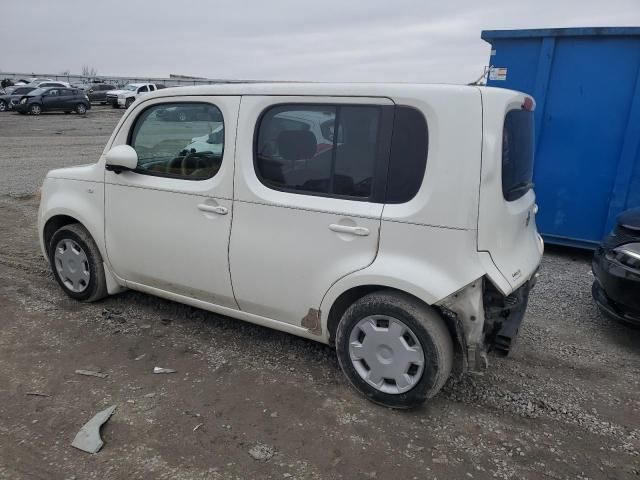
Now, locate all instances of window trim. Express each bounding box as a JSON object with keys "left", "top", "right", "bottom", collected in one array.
[
  {"left": 126, "top": 101, "right": 225, "bottom": 182},
  {"left": 253, "top": 102, "right": 393, "bottom": 203}
]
